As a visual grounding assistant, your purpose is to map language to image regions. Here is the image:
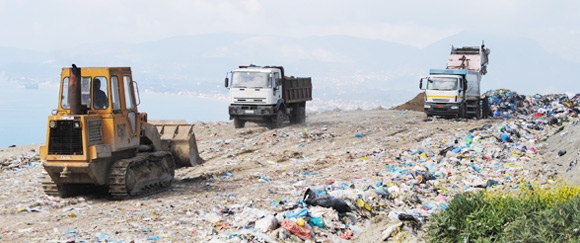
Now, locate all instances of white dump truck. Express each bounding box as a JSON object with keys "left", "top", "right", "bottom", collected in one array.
[
  {"left": 224, "top": 65, "right": 312, "bottom": 128},
  {"left": 420, "top": 43, "right": 491, "bottom": 118}
]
